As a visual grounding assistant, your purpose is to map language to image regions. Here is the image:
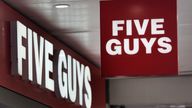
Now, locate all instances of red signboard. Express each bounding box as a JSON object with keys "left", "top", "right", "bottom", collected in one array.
[
  {"left": 0, "top": 1, "right": 105, "bottom": 108},
  {"left": 100, "top": 0, "right": 178, "bottom": 77}
]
